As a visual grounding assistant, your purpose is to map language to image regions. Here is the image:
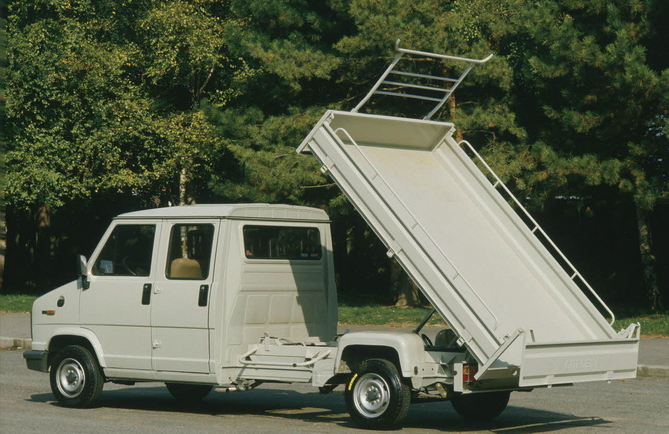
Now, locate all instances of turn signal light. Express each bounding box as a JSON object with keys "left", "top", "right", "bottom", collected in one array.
[
  {"left": 42, "top": 310, "right": 56, "bottom": 316},
  {"left": 462, "top": 363, "right": 478, "bottom": 382}
]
